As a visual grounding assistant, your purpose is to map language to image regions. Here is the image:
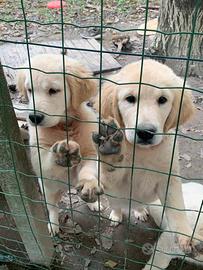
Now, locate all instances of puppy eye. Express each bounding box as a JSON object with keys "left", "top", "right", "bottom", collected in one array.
[
  {"left": 27, "top": 88, "right": 32, "bottom": 94},
  {"left": 49, "top": 88, "right": 60, "bottom": 95},
  {"left": 158, "top": 96, "right": 167, "bottom": 104},
  {"left": 125, "top": 95, "right": 136, "bottom": 104}
]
